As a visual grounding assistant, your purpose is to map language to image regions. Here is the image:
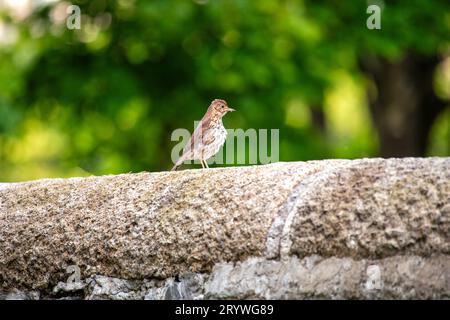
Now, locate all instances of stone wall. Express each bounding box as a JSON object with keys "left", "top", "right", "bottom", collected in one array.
[{"left": 0, "top": 158, "right": 449, "bottom": 299}]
